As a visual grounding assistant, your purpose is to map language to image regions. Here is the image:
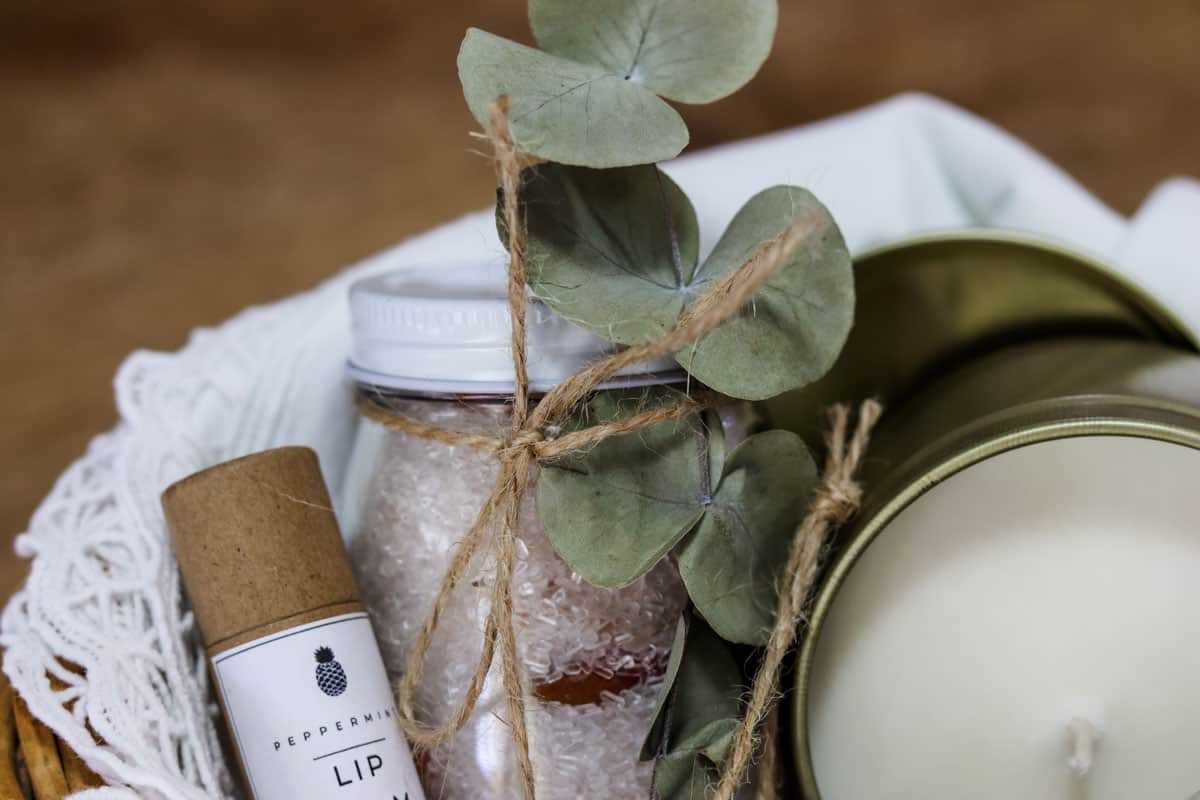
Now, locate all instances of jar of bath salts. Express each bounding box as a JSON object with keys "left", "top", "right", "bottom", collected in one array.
[{"left": 340, "top": 266, "right": 756, "bottom": 799}]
